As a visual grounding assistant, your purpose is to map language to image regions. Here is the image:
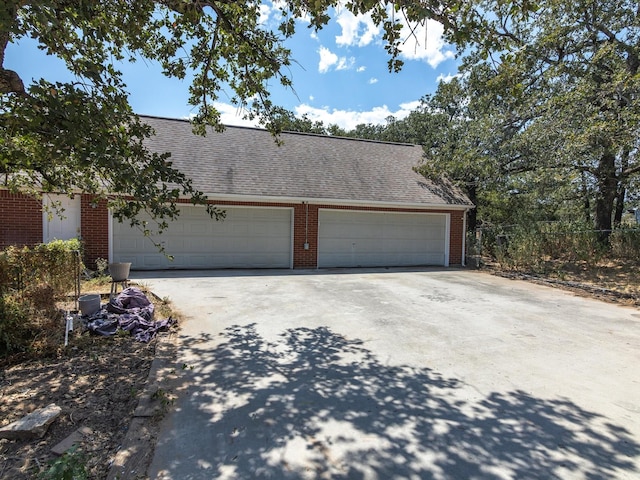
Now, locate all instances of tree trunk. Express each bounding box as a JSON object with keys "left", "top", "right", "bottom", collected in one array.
[
  {"left": 613, "top": 148, "right": 630, "bottom": 227},
  {"left": 581, "top": 171, "right": 591, "bottom": 225},
  {"left": 593, "top": 151, "right": 618, "bottom": 243},
  {"left": 614, "top": 186, "right": 625, "bottom": 227},
  {"left": 465, "top": 183, "right": 478, "bottom": 231}
]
